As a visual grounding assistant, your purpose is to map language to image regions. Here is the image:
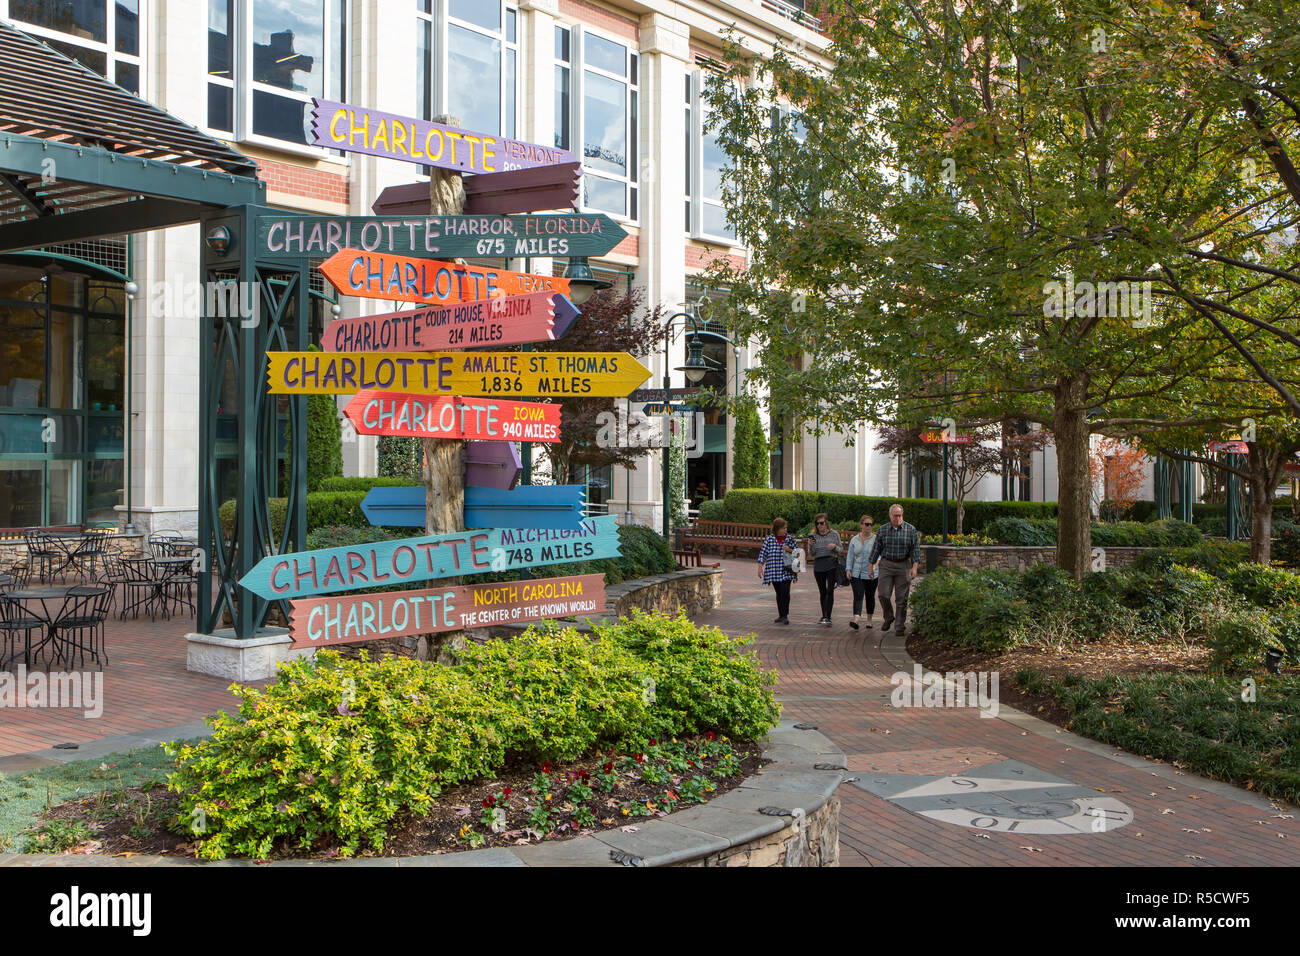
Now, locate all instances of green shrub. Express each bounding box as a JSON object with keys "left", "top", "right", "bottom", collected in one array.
[
  {"left": 1223, "top": 564, "right": 1300, "bottom": 609},
  {"left": 983, "top": 517, "right": 1056, "bottom": 546},
  {"left": 1131, "top": 540, "right": 1248, "bottom": 576},
  {"left": 318, "top": 476, "right": 421, "bottom": 493},
  {"left": 594, "top": 610, "right": 782, "bottom": 740},
  {"left": 909, "top": 567, "right": 1032, "bottom": 652},
  {"left": 1197, "top": 515, "right": 1227, "bottom": 536},
  {"left": 1275, "top": 527, "right": 1300, "bottom": 569},
  {"left": 731, "top": 398, "right": 769, "bottom": 489},
  {"left": 1207, "top": 606, "right": 1279, "bottom": 672},
  {"left": 612, "top": 524, "right": 676, "bottom": 580},
  {"left": 377, "top": 436, "right": 422, "bottom": 481},
  {"left": 718, "top": 489, "right": 1055, "bottom": 533},
  {"left": 219, "top": 491, "right": 386, "bottom": 539},
  {"left": 168, "top": 612, "right": 780, "bottom": 860},
  {"left": 697, "top": 499, "right": 726, "bottom": 521},
  {"left": 305, "top": 525, "right": 398, "bottom": 551}
]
